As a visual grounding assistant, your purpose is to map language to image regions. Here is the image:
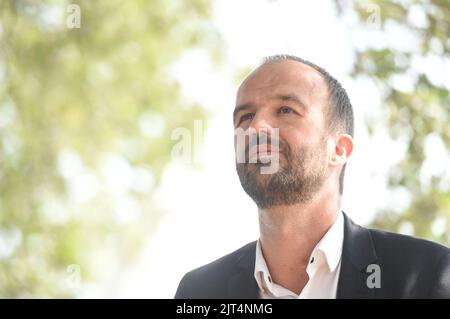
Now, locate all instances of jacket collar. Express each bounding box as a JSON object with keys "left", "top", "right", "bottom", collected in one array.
[
  {"left": 227, "top": 241, "right": 259, "bottom": 298},
  {"left": 226, "top": 213, "right": 379, "bottom": 299},
  {"left": 336, "top": 213, "right": 379, "bottom": 298}
]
